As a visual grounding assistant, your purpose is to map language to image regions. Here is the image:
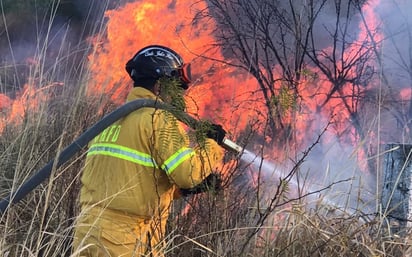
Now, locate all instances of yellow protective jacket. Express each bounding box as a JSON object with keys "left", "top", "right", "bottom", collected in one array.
[{"left": 73, "top": 87, "right": 224, "bottom": 256}]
